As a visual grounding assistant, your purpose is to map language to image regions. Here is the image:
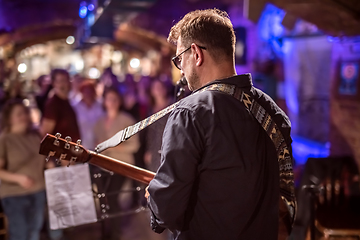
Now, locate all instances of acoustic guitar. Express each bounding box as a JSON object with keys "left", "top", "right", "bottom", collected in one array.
[
  {"left": 39, "top": 133, "right": 292, "bottom": 240},
  {"left": 39, "top": 133, "right": 155, "bottom": 184}
]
